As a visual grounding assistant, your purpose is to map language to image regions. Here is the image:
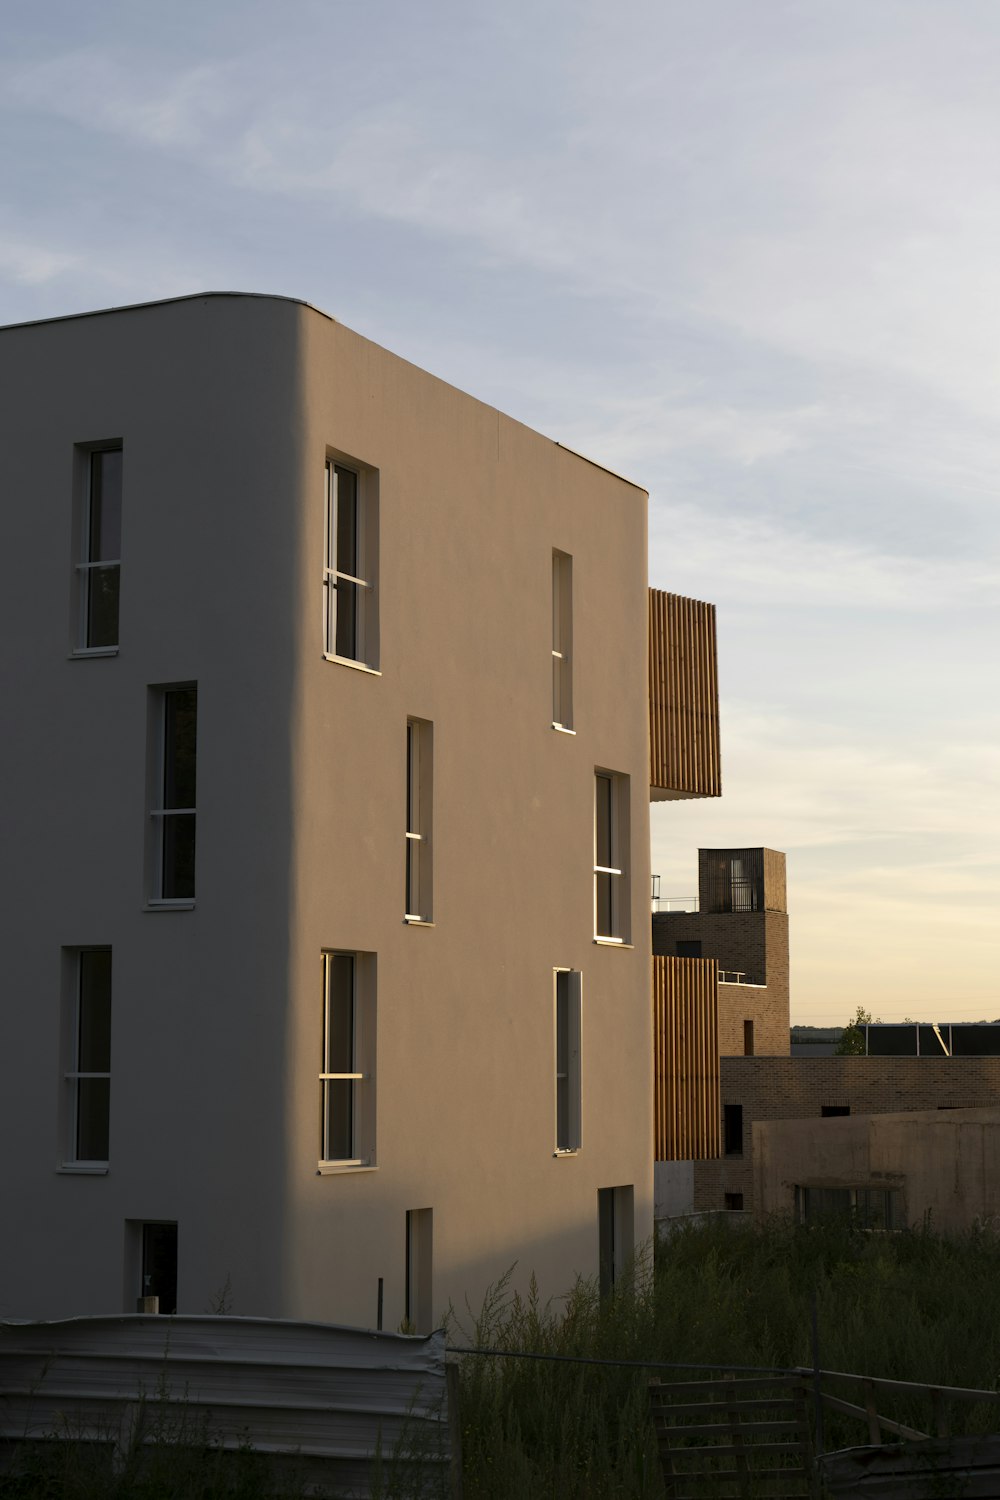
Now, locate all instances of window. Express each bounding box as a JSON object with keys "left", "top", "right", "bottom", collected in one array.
[
  {"left": 743, "top": 1019, "right": 755, "bottom": 1056},
  {"left": 551, "top": 550, "right": 573, "bottom": 729},
  {"left": 405, "top": 1208, "right": 434, "bottom": 1333},
  {"left": 555, "top": 970, "right": 582, "bottom": 1153},
  {"left": 75, "top": 446, "right": 122, "bottom": 651},
  {"left": 594, "top": 771, "right": 630, "bottom": 942},
  {"left": 598, "top": 1185, "right": 634, "bottom": 1297},
  {"left": 320, "top": 952, "right": 375, "bottom": 1168},
  {"left": 821, "top": 1105, "right": 851, "bottom": 1118},
  {"left": 724, "top": 1192, "right": 744, "bottom": 1211},
  {"left": 405, "top": 719, "right": 433, "bottom": 922},
  {"left": 797, "top": 1186, "right": 900, "bottom": 1231},
  {"left": 723, "top": 1104, "right": 743, "bottom": 1156},
  {"left": 65, "top": 949, "right": 111, "bottom": 1165},
  {"left": 324, "top": 458, "right": 378, "bottom": 668},
  {"left": 148, "top": 686, "right": 197, "bottom": 903},
  {"left": 137, "top": 1222, "right": 178, "bottom": 1314}
]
